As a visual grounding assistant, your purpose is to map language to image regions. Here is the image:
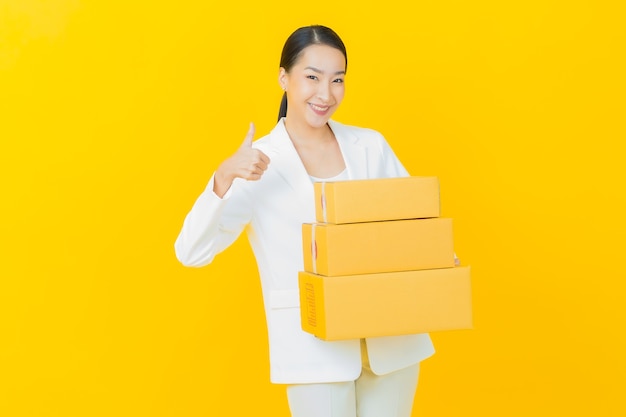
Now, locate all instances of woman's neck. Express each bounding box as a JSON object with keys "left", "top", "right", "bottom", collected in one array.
[
  {"left": 283, "top": 118, "right": 345, "bottom": 178},
  {"left": 284, "top": 119, "right": 334, "bottom": 149}
]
